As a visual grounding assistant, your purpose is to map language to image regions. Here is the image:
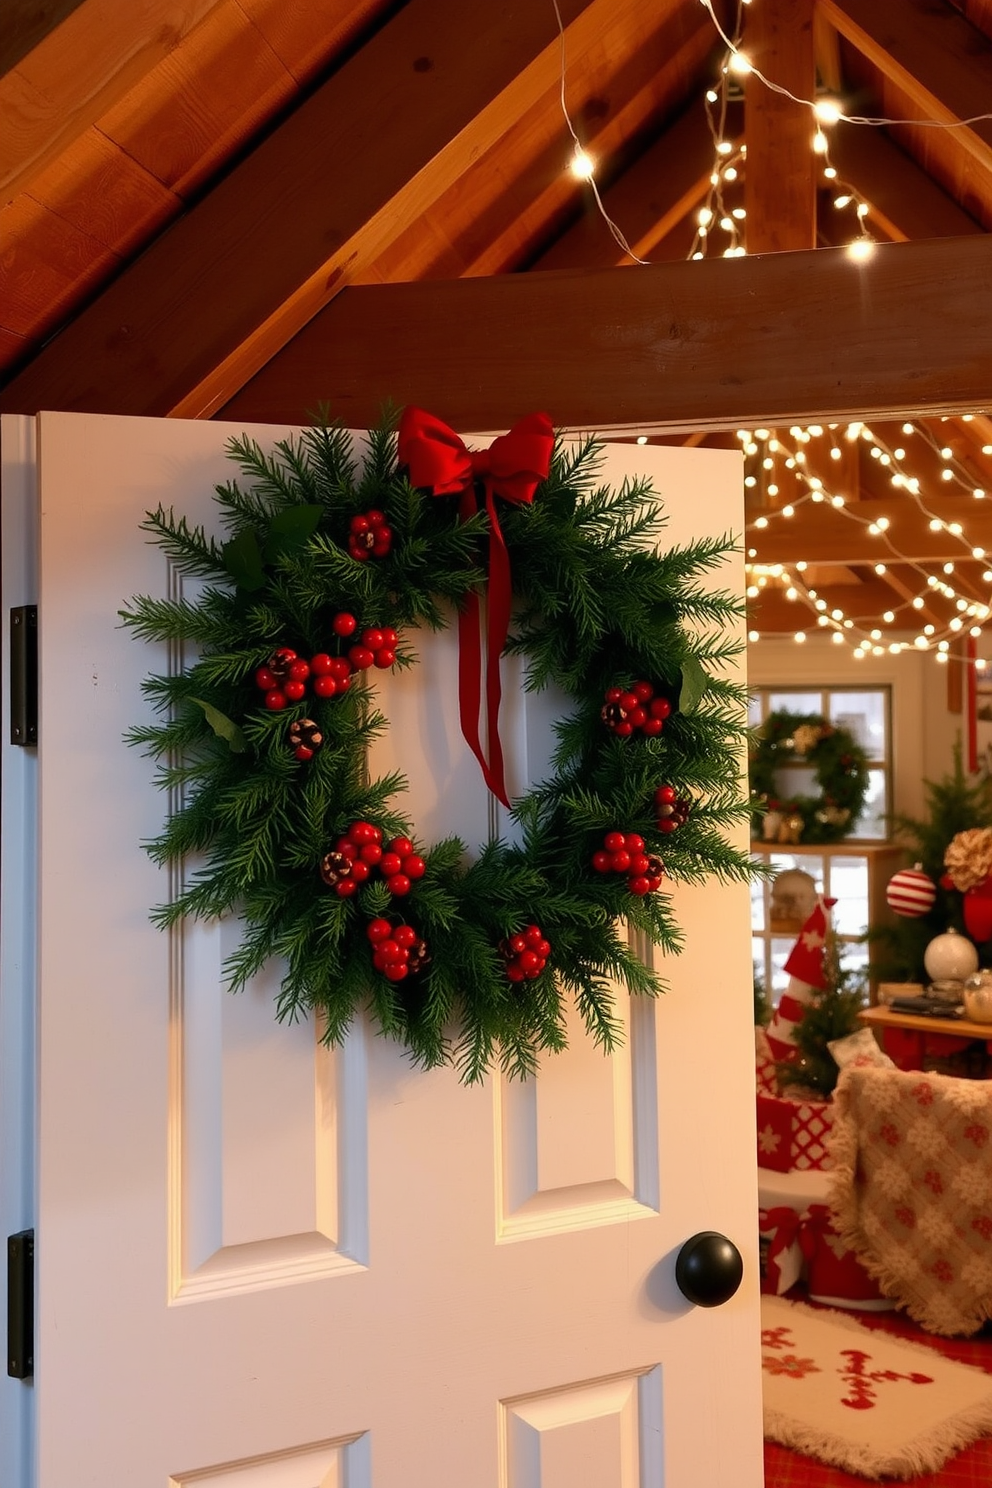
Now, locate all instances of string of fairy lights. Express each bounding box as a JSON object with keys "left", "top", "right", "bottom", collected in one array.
[
  {"left": 549, "top": 0, "right": 992, "bottom": 667},
  {"left": 738, "top": 421, "right": 992, "bottom": 662}
]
